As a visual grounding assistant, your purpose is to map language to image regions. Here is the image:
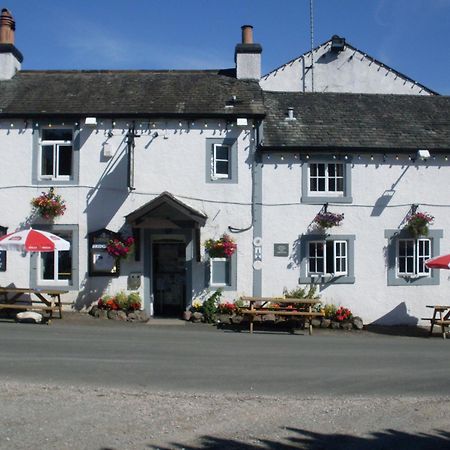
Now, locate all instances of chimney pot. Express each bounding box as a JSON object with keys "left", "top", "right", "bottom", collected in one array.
[
  {"left": 241, "top": 25, "right": 253, "bottom": 44},
  {"left": 0, "top": 8, "right": 15, "bottom": 45}
]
